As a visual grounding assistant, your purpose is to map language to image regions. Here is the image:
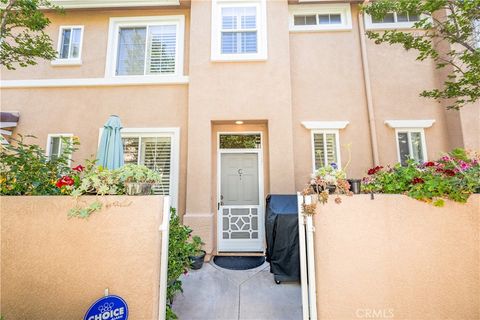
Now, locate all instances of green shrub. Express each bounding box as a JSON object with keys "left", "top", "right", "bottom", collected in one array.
[
  {"left": 362, "top": 149, "right": 480, "bottom": 206},
  {"left": 0, "top": 135, "right": 78, "bottom": 195},
  {"left": 166, "top": 207, "right": 197, "bottom": 319}
]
